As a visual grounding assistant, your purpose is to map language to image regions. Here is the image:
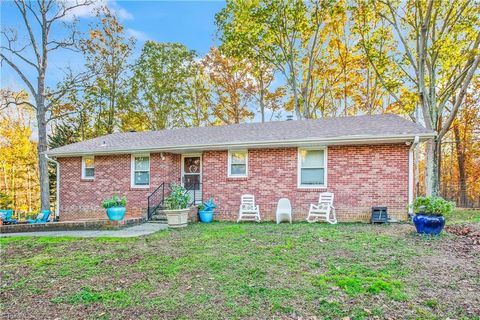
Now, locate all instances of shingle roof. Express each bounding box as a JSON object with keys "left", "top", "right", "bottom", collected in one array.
[{"left": 47, "top": 114, "right": 435, "bottom": 156}]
